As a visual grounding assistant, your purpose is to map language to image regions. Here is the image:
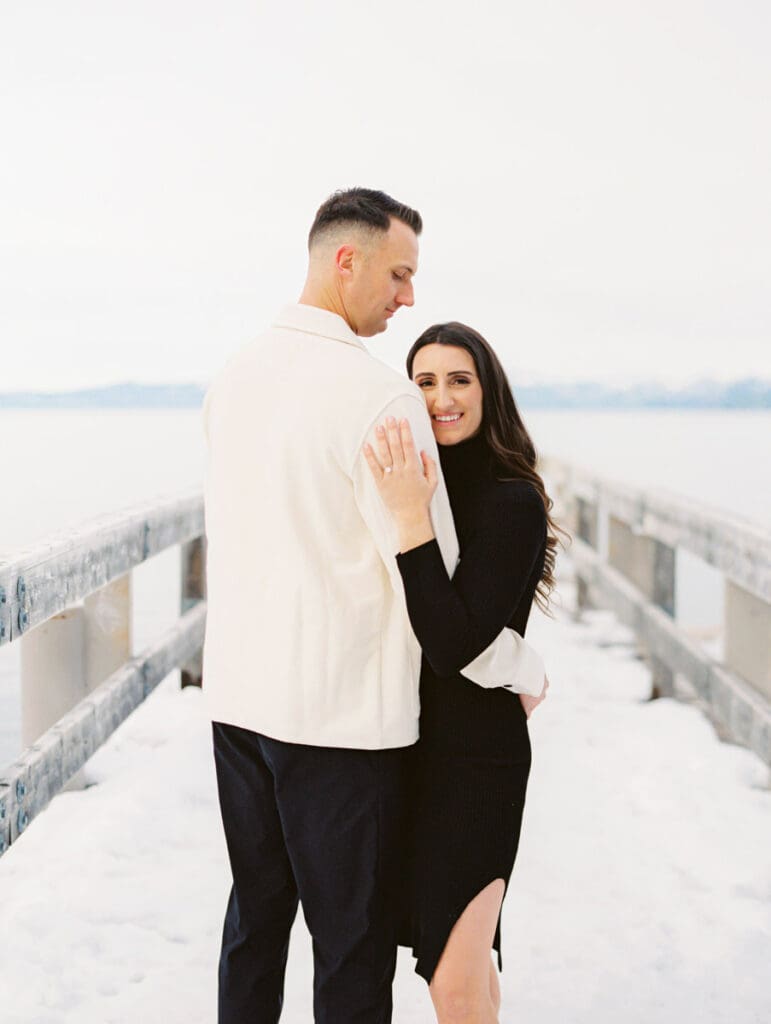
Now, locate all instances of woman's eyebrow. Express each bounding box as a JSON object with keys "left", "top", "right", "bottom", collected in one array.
[{"left": 415, "top": 370, "right": 474, "bottom": 378}]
